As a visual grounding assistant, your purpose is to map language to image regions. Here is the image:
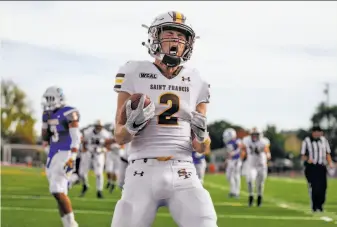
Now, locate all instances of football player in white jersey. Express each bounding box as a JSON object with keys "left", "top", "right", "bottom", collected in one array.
[
  {"left": 105, "top": 125, "right": 121, "bottom": 193},
  {"left": 68, "top": 132, "right": 84, "bottom": 189},
  {"left": 223, "top": 128, "right": 242, "bottom": 198},
  {"left": 111, "top": 11, "right": 217, "bottom": 227},
  {"left": 241, "top": 127, "right": 271, "bottom": 207},
  {"left": 79, "top": 120, "right": 112, "bottom": 198}
]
